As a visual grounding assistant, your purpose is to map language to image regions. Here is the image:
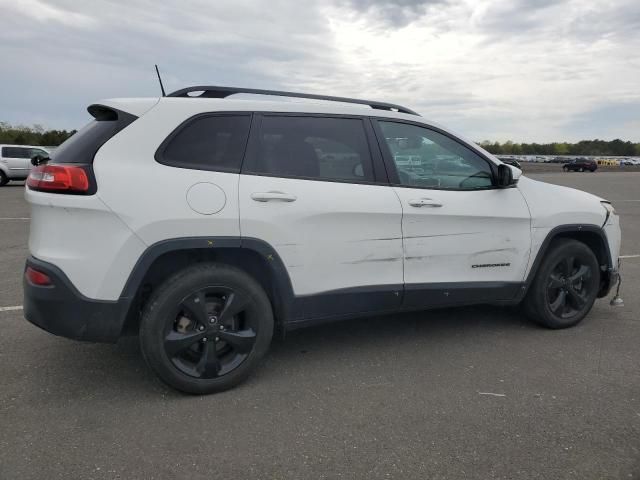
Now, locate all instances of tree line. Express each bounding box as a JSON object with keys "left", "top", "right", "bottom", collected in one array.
[
  {"left": 0, "top": 122, "right": 76, "bottom": 147},
  {"left": 479, "top": 139, "right": 640, "bottom": 157},
  {"left": 2, "top": 121, "right": 639, "bottom": 157}
]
